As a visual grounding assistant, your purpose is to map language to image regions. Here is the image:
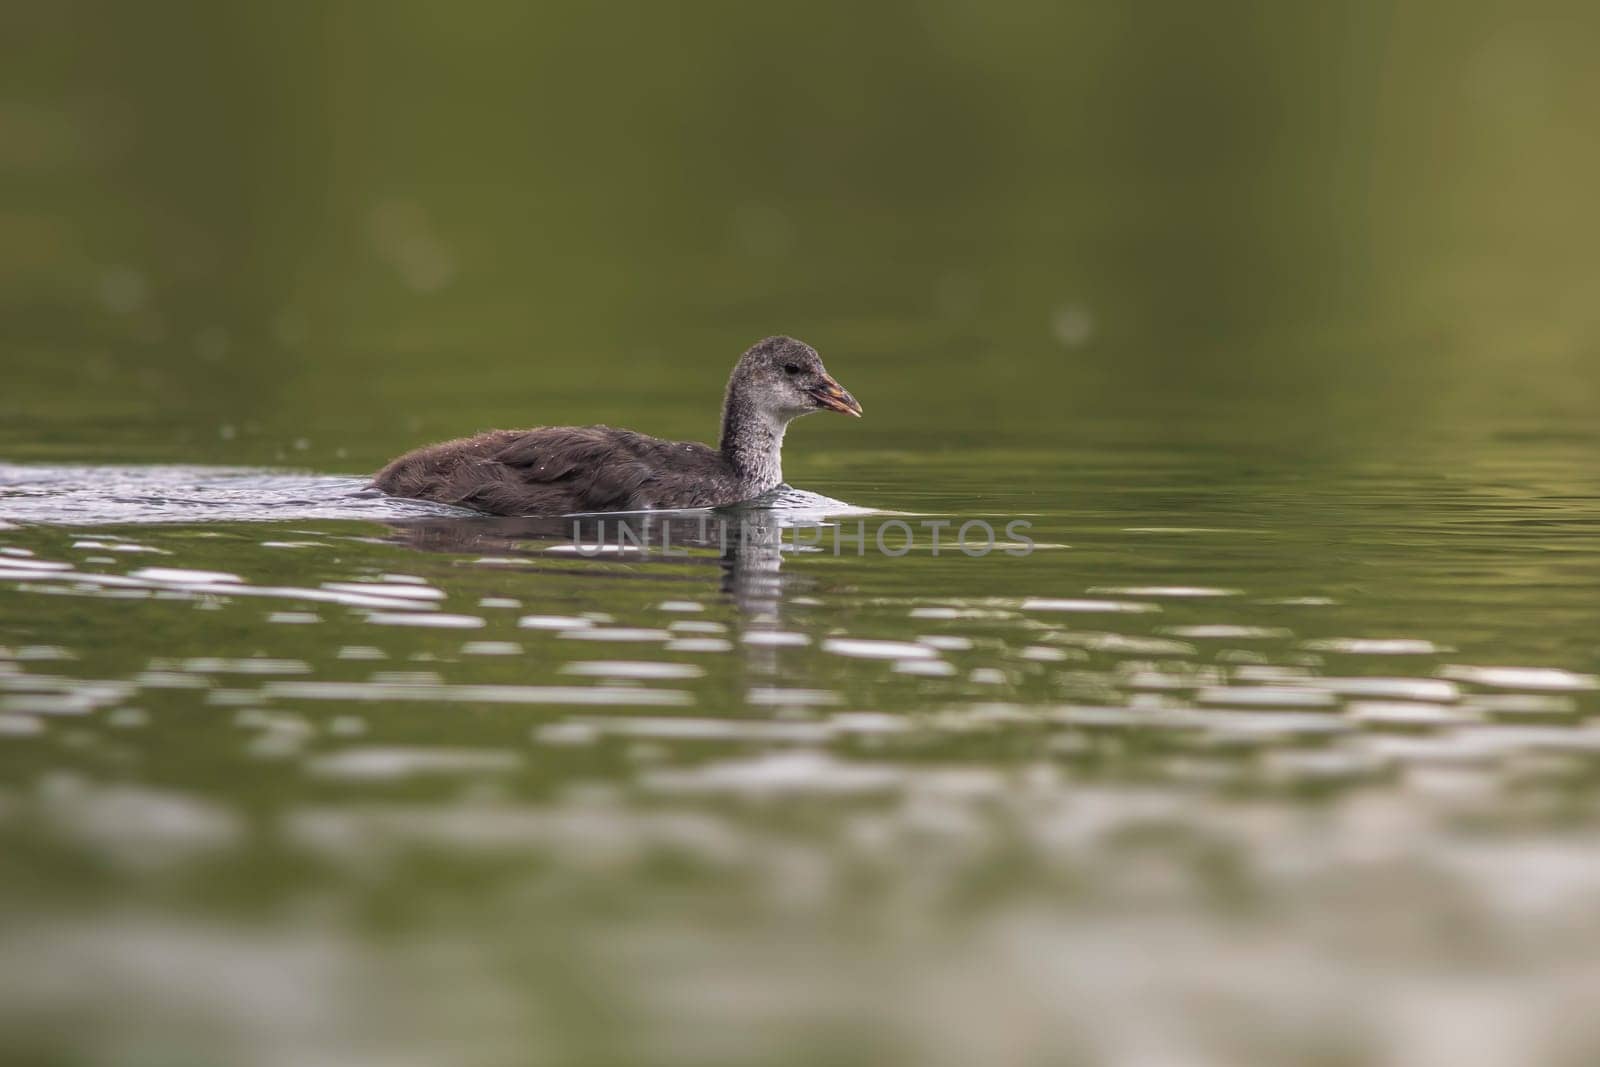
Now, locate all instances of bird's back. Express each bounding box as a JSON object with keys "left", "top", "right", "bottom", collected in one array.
[{"left": 372, "top": 427, "right": 737, "bottom": 515}]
